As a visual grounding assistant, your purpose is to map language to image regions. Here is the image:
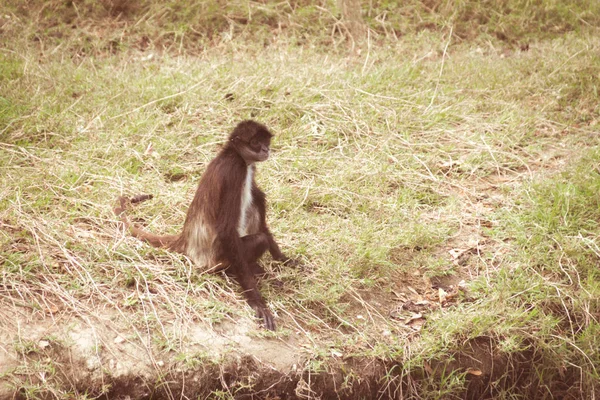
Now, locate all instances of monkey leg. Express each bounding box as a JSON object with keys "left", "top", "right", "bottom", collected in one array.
[
  {"left": 241, "top": 233, "right": 269, "bottom": 263},
  {"left": 236, "top": 269, "right": 276, "bottom": 330},
  {"left": 220, "top": 233, "right": 267, "bottom": 277},
  {"left": 241, "top": 233, "right": 269, "bottom": 276},
  {"left": 248, "top": 262, "right": 266, "bottom": 276},
  {"left": 225, "top": 234, "right": 274, "bottom": 330},
  {"left": 218, "top": 234, "right": 274, "bottom": 330}
]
